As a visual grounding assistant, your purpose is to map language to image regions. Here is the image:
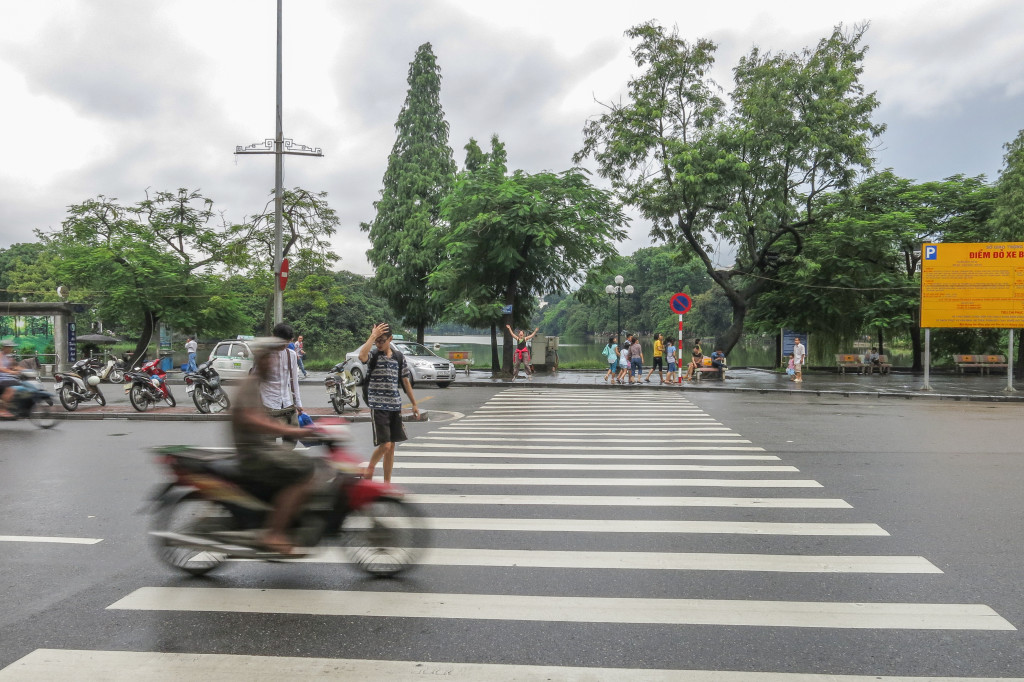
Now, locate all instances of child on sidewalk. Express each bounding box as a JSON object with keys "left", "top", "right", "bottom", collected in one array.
[{"left": 786, "top": 353, "right": 796, "bottom": 380}]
